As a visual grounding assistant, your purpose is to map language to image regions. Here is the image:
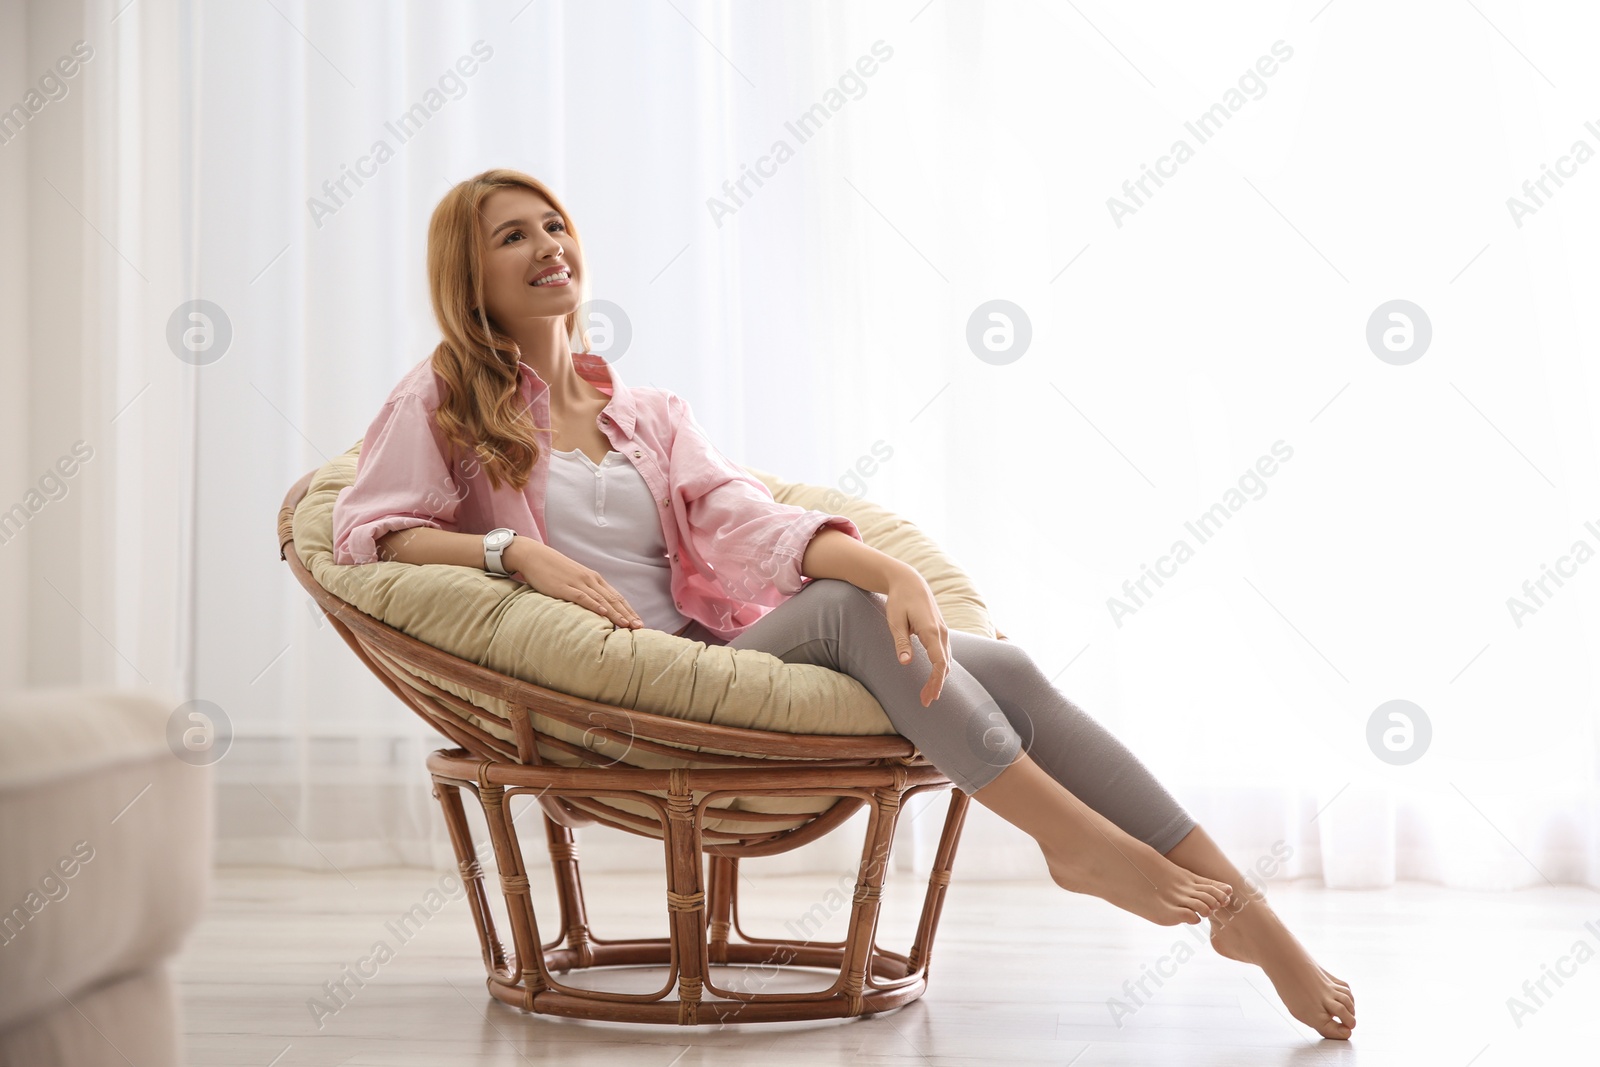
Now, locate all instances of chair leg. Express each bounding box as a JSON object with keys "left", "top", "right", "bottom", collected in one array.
[
  {"left": 476, "top": 781, "right": 548, "bottom": 1005},
  {"left": 663, "top": 769, "right": 709, "bottom": 1024},
  {"left": 835, "top": 779, "right": 907, "bottom": 1017},
  {"left": 906, "top": 787, "right": 970, "bottom": 977},
  {"left": 431, "top": 778, "right": 509, "bottom": 978},
  {"left": 705, "top": 853, "right": 737, "bottom": 964},
  {"left": 543, "top": 816, "right": 595, "bottom": 968}
]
